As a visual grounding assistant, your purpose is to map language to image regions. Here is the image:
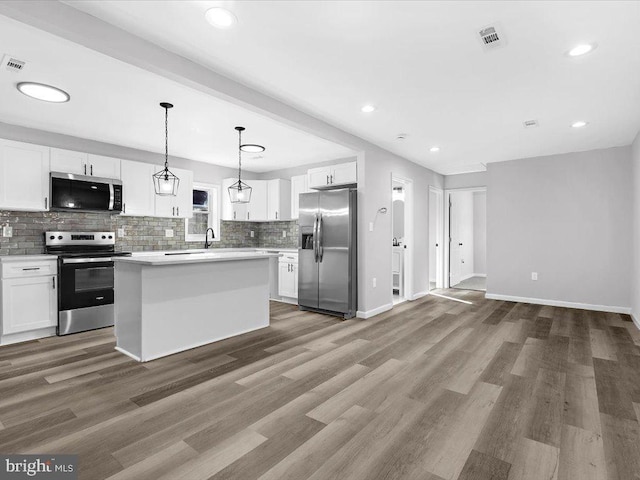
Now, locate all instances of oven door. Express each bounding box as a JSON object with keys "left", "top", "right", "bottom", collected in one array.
[{"left": 59, "top": 258, "right": 114, "bottom": 311}]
